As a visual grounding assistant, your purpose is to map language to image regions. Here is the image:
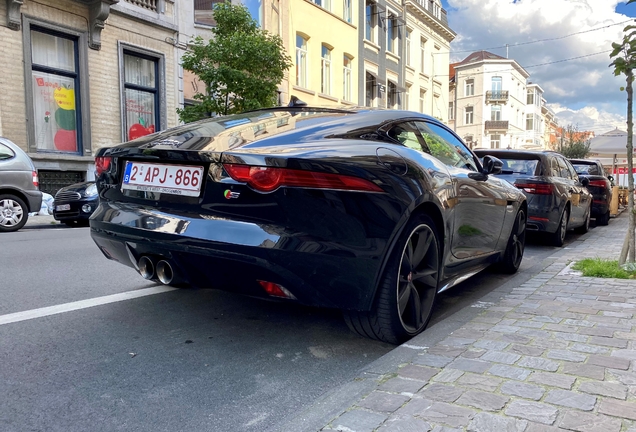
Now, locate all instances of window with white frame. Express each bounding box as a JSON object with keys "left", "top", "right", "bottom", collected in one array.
[
  {"left": 419, "top": 88, "right": 426, "bottom": 113},
  {"left": 420, "top": 37, "right": 426, "bottom": 74},
  {"left": 343, "top": 55, "right": 352, "bottom": 101},
  {"left": 312, "top": 0, "right": 330, "bottom": 11},
  {"left": 343, "top": 0, "right": 352, "bottom": 23},
  {"left": 405, "top": 29, "right": 411, "bottom": 66},
  {"left": 365, "top": 0, "right": 377, "bottom": 43},
  {"left": 30, "top": 28, "right": 82, "bottom": 153},
  {"left": 527, "top": 89, "right": 534, "bottom": 105},
  {"left": 387, "top": 14, "right": 398, "bottom": 54},
  {"left": 123, "top": 50, "right": 162, "bottom": 142},
  {"left": 365, "top": 72, "right": 376, "bottom": 107},
  {"left": 465, "top": 78, "right": 474, "bottom": 96},
  {"left": 491, "top": 134, "right": 501, "bottom": 148},
  {"left": 448, "top": 101, "right": 454, "bottom": 120},
  {"left": 430, "top": 0, "right": 441, "bottom": 19},
  {"left": 296, "top": 34, "right": 308, "bottom": 87},
  {"left": 526, "top": 113, "right": 533, "bottom": 131},
  {"left": 465, "top": 106, "right": 473, "bottom": 124},
  {"left": 404, "top": 84, "right": 410, "bottom": 109},
  {"left": 321, "top": 45, "right": 331, "bottom": 95},
  {"left": 491, "top": 105, "right": 501, "bottom": 121}
]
